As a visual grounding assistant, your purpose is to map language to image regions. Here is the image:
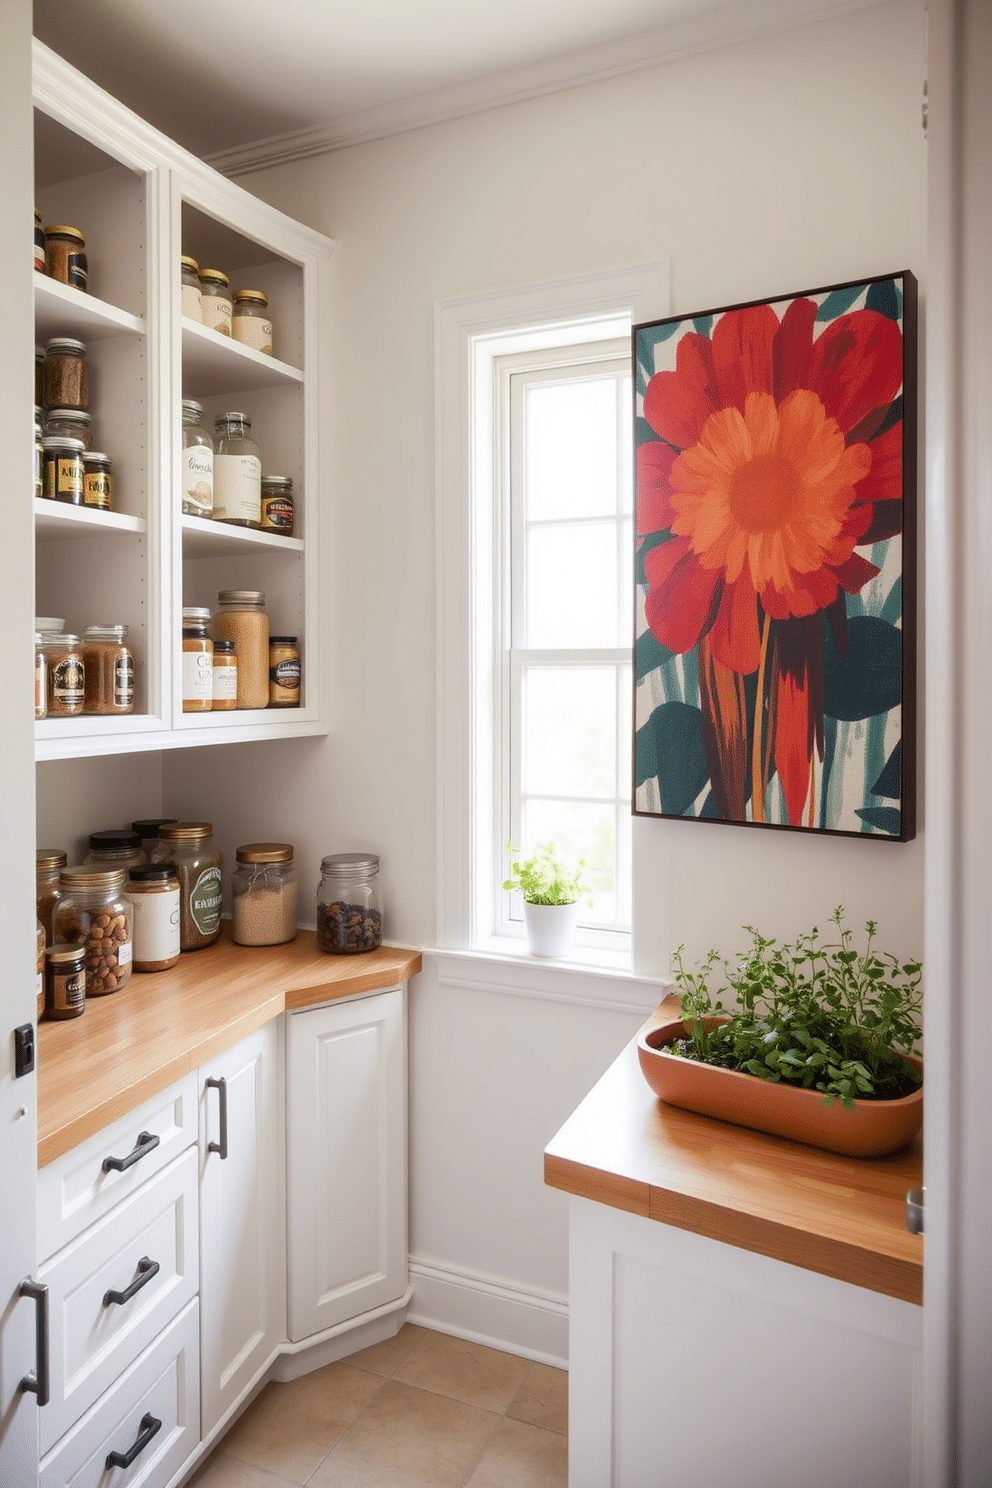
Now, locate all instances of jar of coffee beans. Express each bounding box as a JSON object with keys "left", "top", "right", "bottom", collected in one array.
[
  {"left": 316, "top": 852, "right": 383, "bottom": 954},
  {"left": 52, "top": 866, "right": 133, "bottom": 996}
]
